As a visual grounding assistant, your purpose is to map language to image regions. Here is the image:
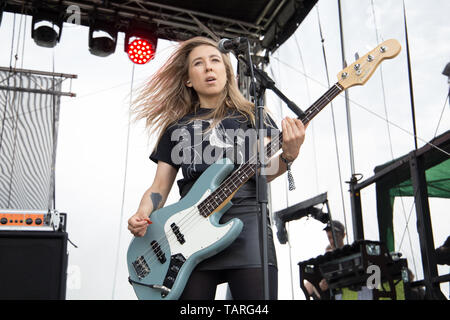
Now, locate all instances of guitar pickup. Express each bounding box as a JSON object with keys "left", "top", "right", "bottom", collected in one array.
[
  {"left": 132, "top": 256, "right": 150, "bottom": 279},
  {"left": 170, "top": 222, "right": 185, "bottom": 244},
  {"left": 151, "top": 240, "right": 166, "bottom": 264}
]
